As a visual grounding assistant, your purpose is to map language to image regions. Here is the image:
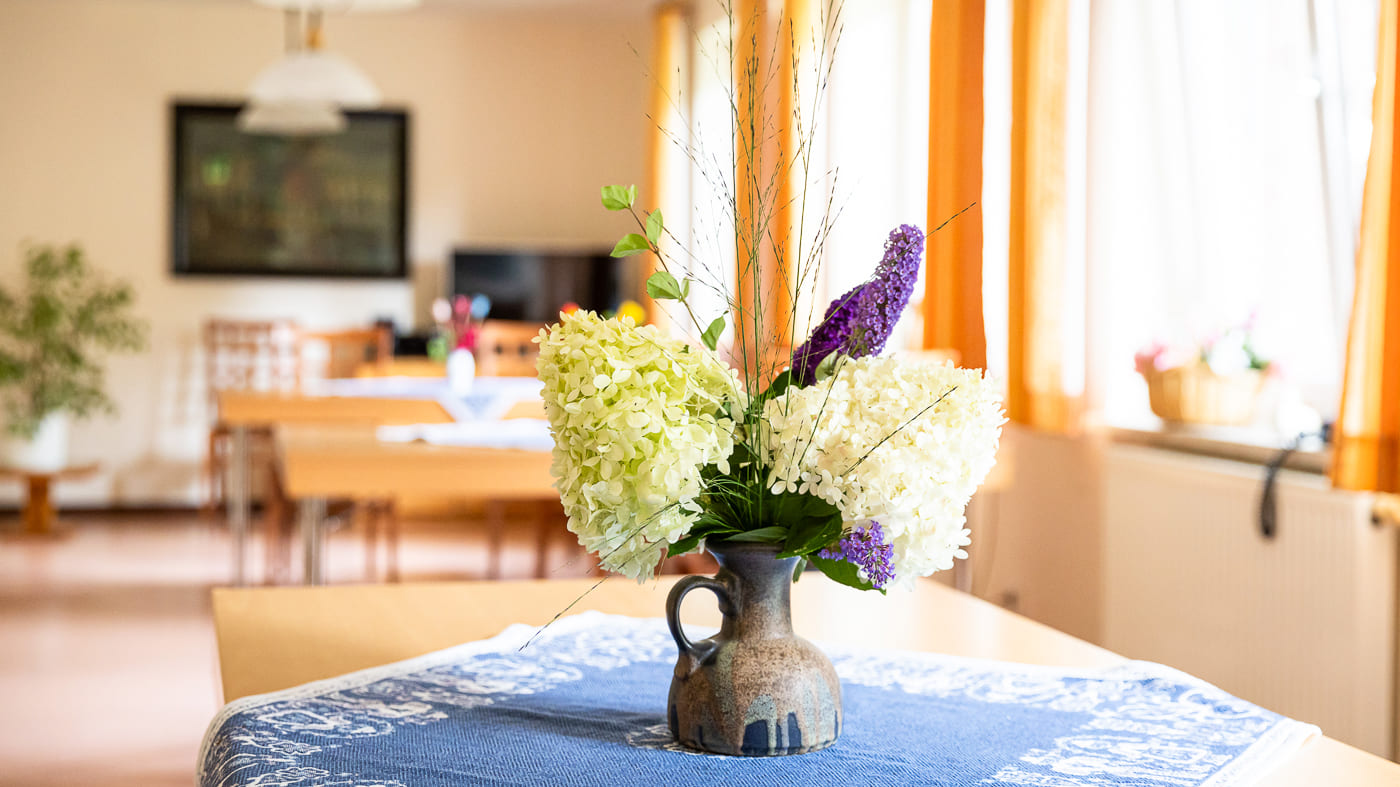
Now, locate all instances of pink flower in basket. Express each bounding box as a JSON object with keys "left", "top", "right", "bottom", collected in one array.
[{"left": 1134, "top": 342, "right": 1196, "bottom": 375}]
